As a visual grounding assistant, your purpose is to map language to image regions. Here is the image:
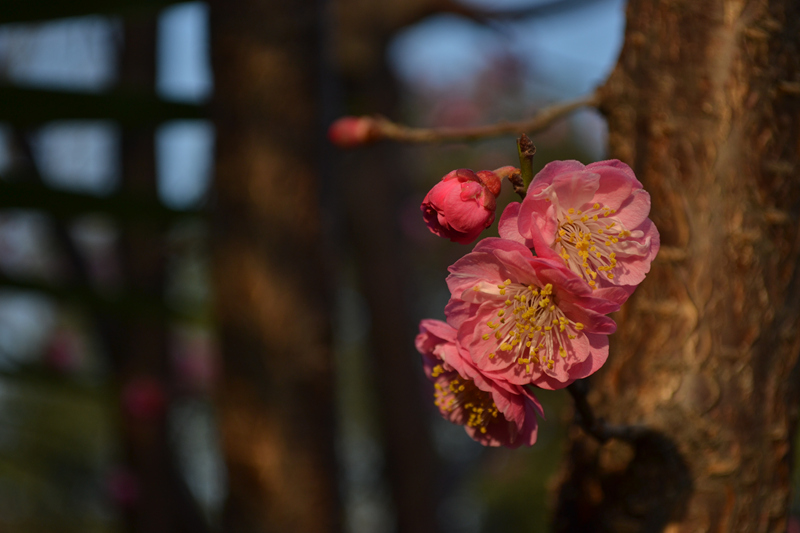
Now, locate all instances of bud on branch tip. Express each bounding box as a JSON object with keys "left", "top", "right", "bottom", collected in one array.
[
  {"left": 327, "top": 116, "right": 379, "bottom": 148},
  {"left": 328, "top": 93, "right": 599, "bottom": 147},
  {"left": 421, "top": 168, "right": 506, "bottom": 245}
]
